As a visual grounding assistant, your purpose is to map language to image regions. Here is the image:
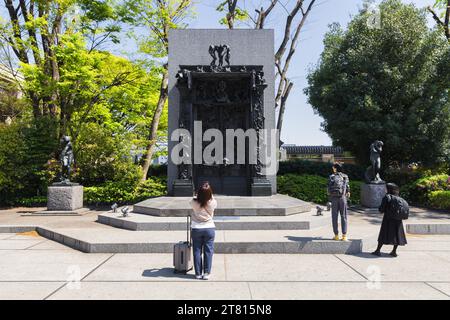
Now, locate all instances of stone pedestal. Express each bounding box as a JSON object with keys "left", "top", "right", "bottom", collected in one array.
[
  {"left": 172, "top": 179, "right": 194, "bottom": 197},
  {"left": 250, "top": 178, "right": 272, "bottom": 196},
  {"left": 33, "top": 184, "right": 88, "bottom": 215},
  {"left": 360, "top": 183, "right": 387, "bottom": 208}
]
